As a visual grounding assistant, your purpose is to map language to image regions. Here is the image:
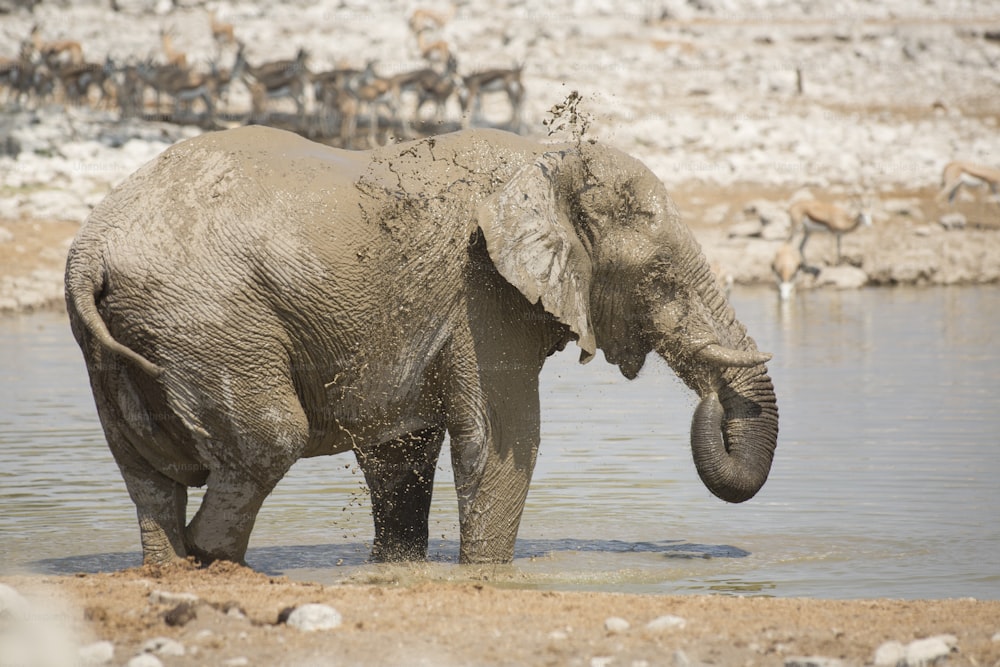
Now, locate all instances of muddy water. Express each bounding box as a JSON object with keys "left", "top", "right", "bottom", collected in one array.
[{"left": 2, "top": 286, "right": 998, "bottom": 600}]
